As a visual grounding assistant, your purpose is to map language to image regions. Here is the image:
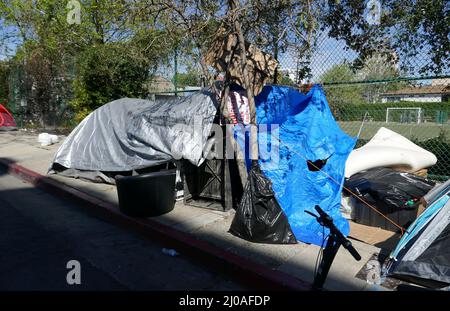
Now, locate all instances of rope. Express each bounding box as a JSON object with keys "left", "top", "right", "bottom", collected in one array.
[{"left": 269, "top": 134, "right": 406, "bottom": 235}]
